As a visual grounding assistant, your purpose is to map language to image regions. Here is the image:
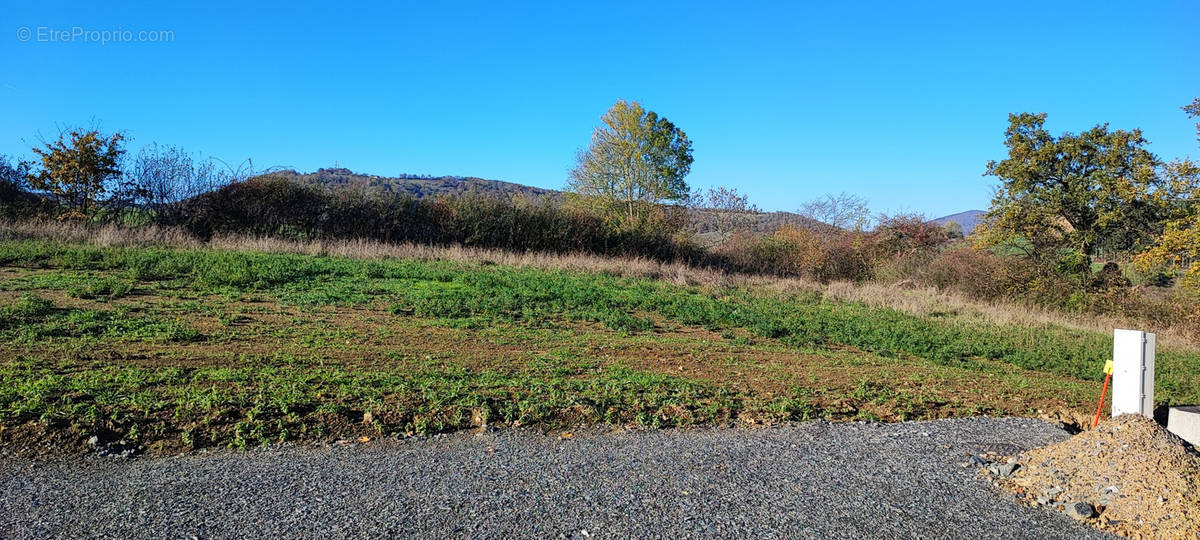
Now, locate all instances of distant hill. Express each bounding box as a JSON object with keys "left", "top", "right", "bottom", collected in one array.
[
  {"left": 270, "top": 168, "right": 564, "bottom": 201},
  {"left": 930, "top": 210, "right": 985, "bottom": 235},
  {"left": 690, "top": 209, "right": 821, "bottom": 233}
]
